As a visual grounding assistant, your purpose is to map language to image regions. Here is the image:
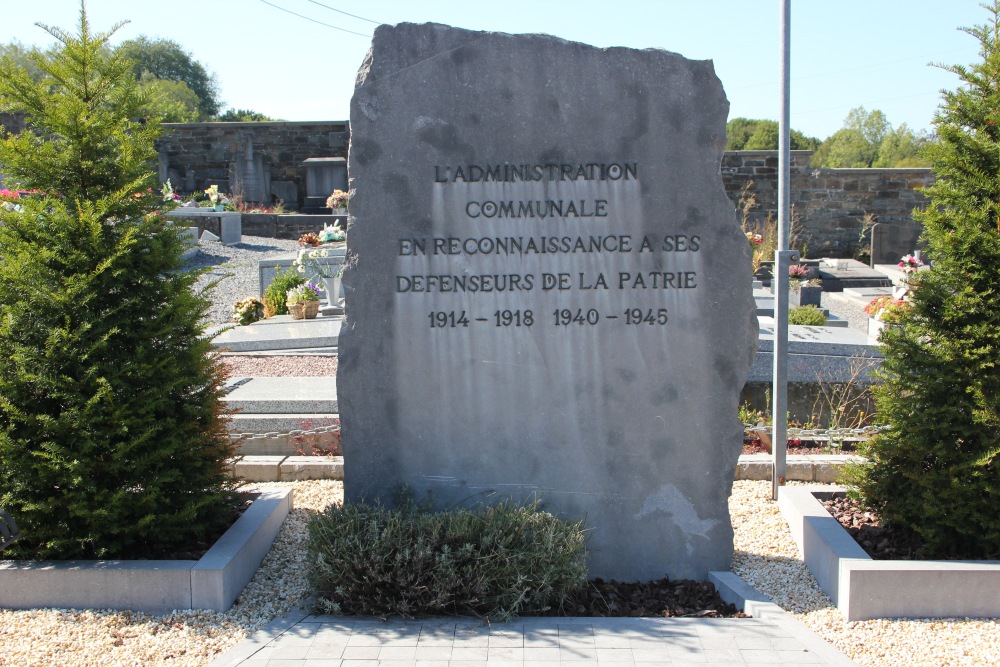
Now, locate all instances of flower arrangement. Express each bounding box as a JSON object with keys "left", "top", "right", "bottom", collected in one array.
[
  {"left": 864, "top": 295, "right": 910, "bottom": 323},
  {"left": 294, "top": 247, "right": 343, "bottom": 279},
  {"left": 286, "top": 282, "right": 322, "bottom": 303},
  {"left": 299, "top": 231, "right": 321, "bottom": 246},
  {"left": 233, "top": 297, "right": 265, "bottom": 326},
  {"left": 789, "top": 264, "right": 809, "bottom": 279},
  {"left": 898, "top": 254, "right": 924, "bottom": 274},
  {"left": 326, "top": 189, "right": 350, "bottom": 210},
  {"left": 161, "top": 179, "right": 181, "bottom": 203},
  {"left": 0, "top": 188, "right": 24, "bottom": 213},
  {"left": 318, "top": 223, "right": 345, "bottom": 243},
  {"left": 745, "top": 230, "right": 763, "bottom": 245},
  {"left": 204, "top": 184, "right": 221, "bottom": 204}
]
